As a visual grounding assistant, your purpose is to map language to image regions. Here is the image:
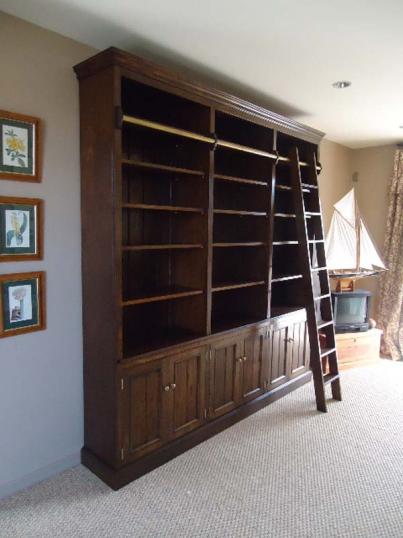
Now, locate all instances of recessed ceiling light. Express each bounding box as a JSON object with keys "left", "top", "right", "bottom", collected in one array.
[{"left": 332, "top": 81, "right": 352, "bottom": 89}]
